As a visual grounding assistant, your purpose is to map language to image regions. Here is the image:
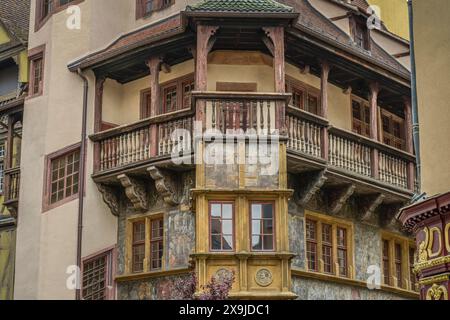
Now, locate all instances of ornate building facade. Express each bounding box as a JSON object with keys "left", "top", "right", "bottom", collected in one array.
[
  {"left": 0, "top": 0, "right": 28, "bottom": 300},
  {"left": 398, "top": 0, "right": 450, "bottom": 301},
  {"left": 11, "top": 0, "right": 419, "bottom": 300}
]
